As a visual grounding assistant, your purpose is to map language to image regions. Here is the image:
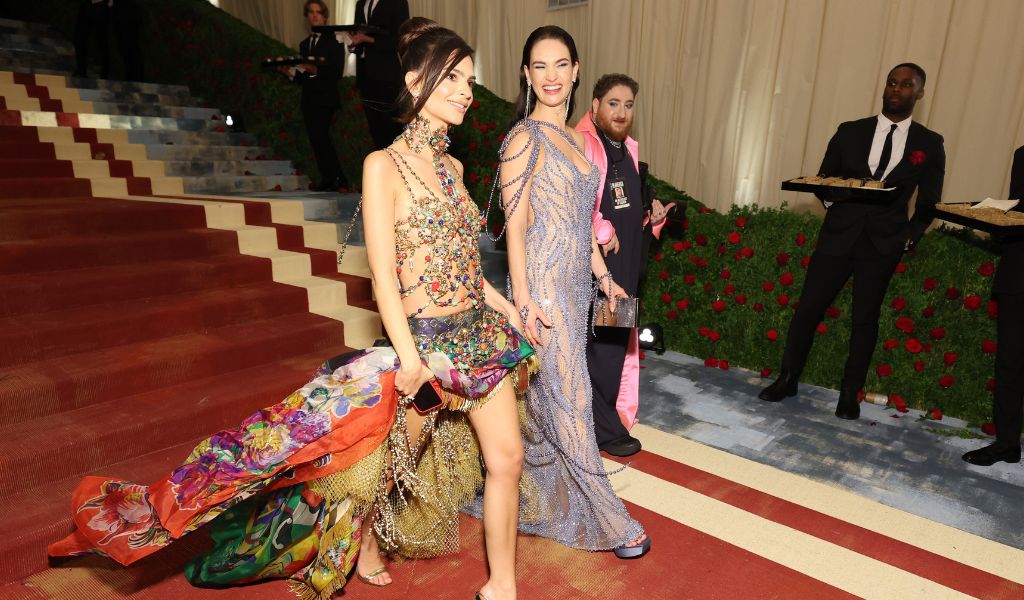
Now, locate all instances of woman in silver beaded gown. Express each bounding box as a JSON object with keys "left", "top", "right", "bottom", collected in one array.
[{"left": 492, "top": 26, "right": 650, "bottom": 557}]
